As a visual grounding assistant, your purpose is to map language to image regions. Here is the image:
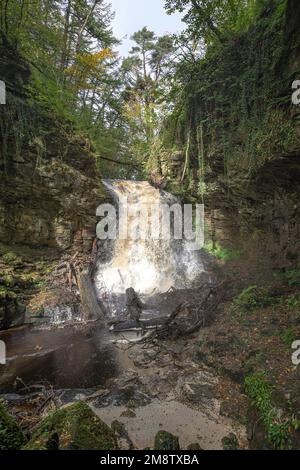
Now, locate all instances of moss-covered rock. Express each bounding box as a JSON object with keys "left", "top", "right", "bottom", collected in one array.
[
  {"left": 154, "top": 430, "right": 180, "bottom": 450},
  {"left": 0, "top": 286, "right": 26, "bottom": 330},
  {"left": 23, "top": 402, "right": 118, "bottom": 450},
  {"left": 222, "top": 433, "right": 239, "bottom": 450},
  {"left": 187, "top": 442, "right": 203, "bottom": 450},
  {"left": 0, "top": 401, "right": 26, "bottom": 450}
]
